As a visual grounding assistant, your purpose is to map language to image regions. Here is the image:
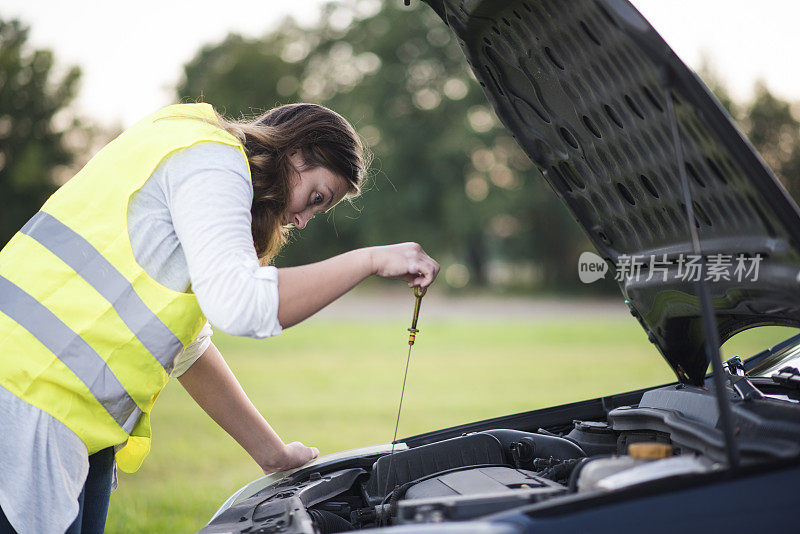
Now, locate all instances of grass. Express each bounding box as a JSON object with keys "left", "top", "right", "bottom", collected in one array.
[{"left": 105, "top": 316, "right": 796, "bottom": 533}]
